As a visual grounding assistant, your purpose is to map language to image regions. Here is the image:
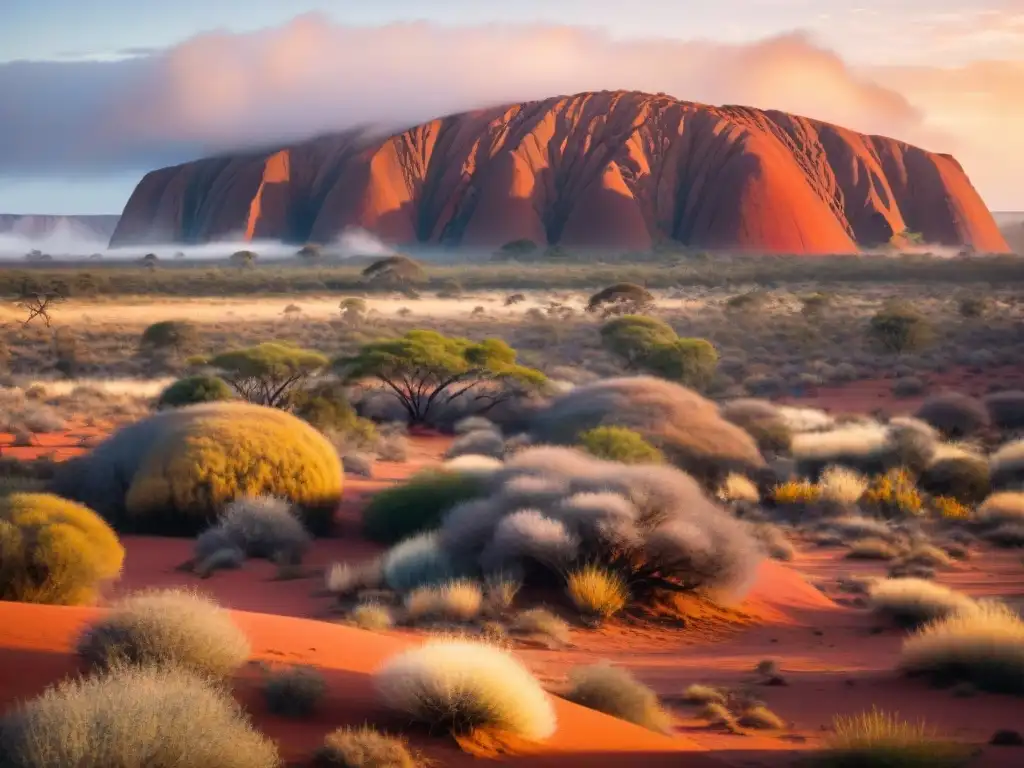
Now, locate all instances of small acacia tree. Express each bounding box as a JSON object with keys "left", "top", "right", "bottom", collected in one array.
[
  {"left": 337, "top": 330, "right": 546, "bottom": 424},
  {"left": 140, "top": 320, "right": 200, "bottom": 357},
  {"left": 868, "top": 302, "right": 933, "bottom": 354},
  {"left": 586, "top": 283, "right": 654, "bottom": 317},
  {"left": 205, "top": 342, "right": 328, "bottom": 407}
]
